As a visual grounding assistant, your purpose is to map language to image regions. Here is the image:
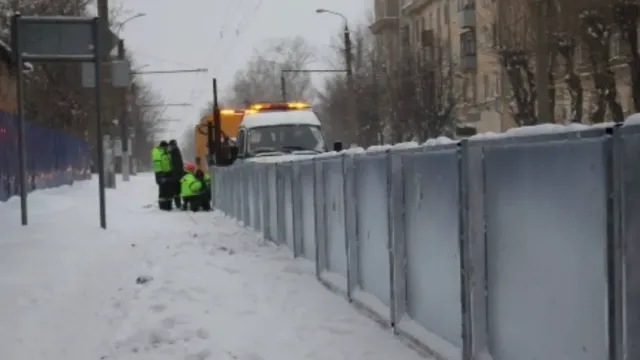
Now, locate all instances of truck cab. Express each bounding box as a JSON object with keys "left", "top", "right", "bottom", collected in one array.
[{"left": 234, "top": 102, "right": 342, "bottom": 163}]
